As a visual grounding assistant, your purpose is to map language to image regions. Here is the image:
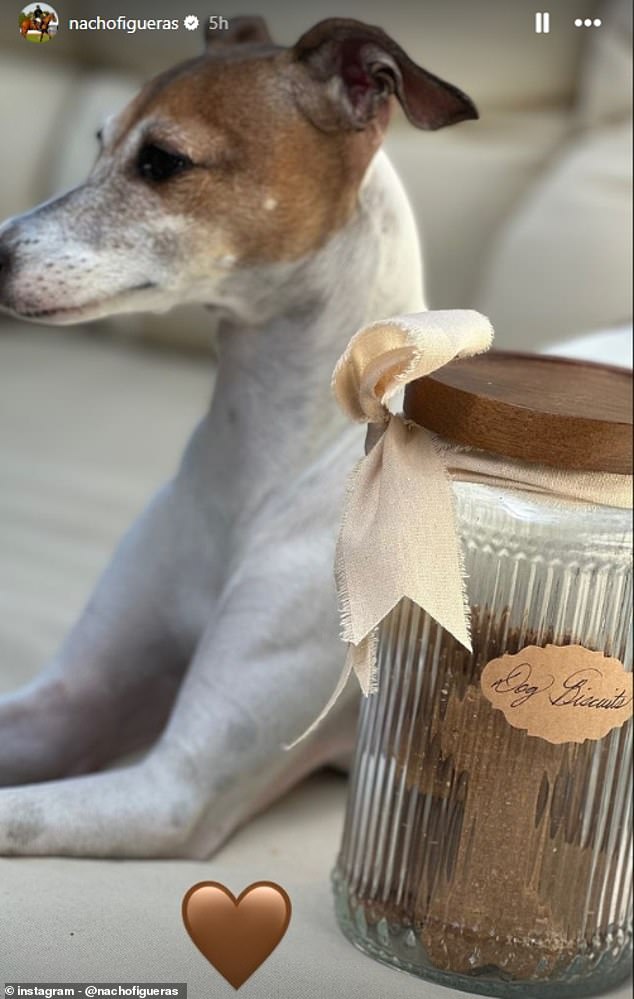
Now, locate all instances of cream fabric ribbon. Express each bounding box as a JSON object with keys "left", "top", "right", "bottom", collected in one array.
[{"left": 286, "top": 310, "right": 632, "bottom": 748}]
